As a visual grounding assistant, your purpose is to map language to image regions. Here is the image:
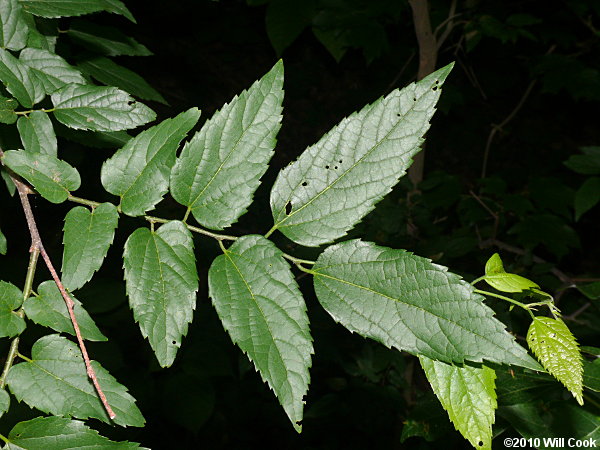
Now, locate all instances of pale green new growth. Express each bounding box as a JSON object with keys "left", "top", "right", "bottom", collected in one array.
[
  {"left": 17, "top": 111, "right": 57, "bottom": 156},
  {"left": 0, "top": 48, "right": 45, "bottom": 108},
  {"left": 0, "top": 0, "right": 29, "bottom": 51},
  {"left": 484, "top": 253, "right": 539, "bottom": 293},
  {"left": 19, "top": 48, "right": 86, "bottom": 94},
  {"left": 0, "top": 280, "right": 25, "bottom": 338}
]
